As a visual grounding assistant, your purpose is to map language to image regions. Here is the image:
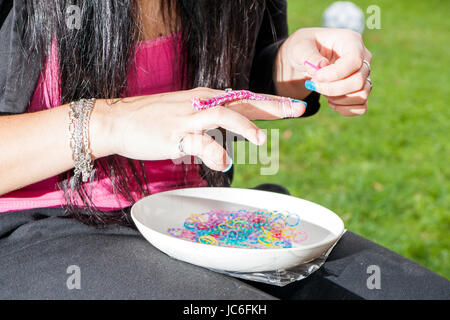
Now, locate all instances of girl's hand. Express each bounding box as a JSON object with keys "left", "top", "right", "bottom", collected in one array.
[
  {"left": 100, "top": 88, "right": 306, "bottom": 171},
  {"left": 276, "top": 27, "right": 372, "bottom": 117}
]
